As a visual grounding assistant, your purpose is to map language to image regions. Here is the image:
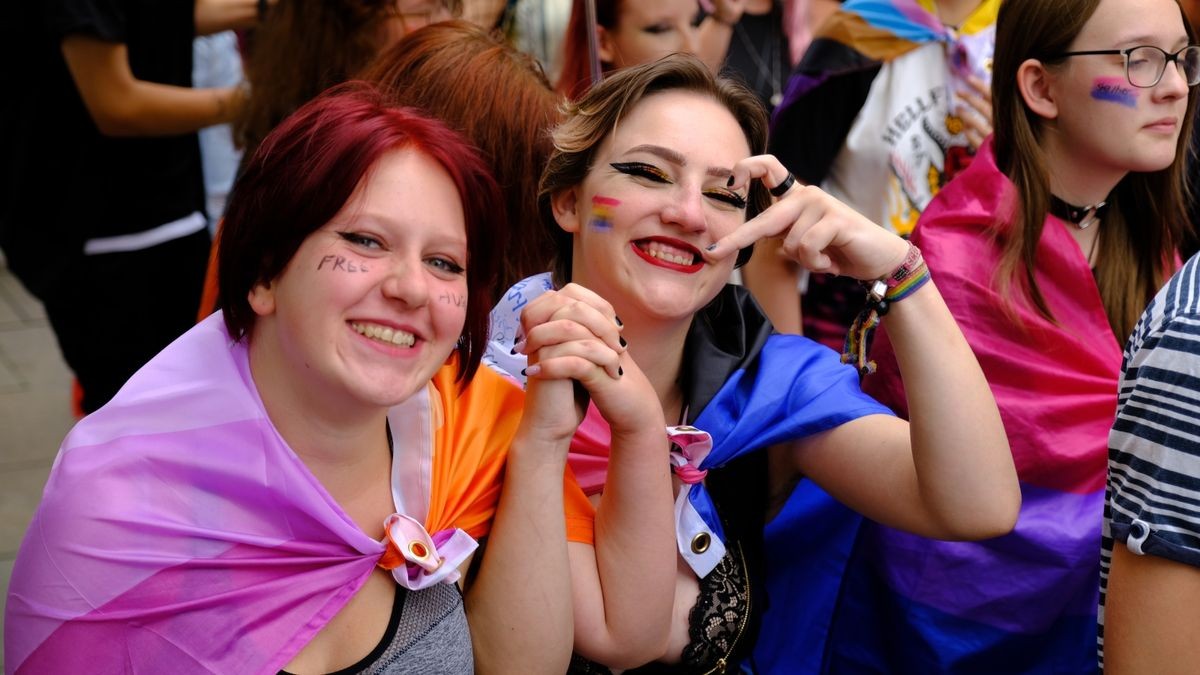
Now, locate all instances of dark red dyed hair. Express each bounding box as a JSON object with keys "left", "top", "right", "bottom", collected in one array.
[{"left": 218, "top": 83, "right": 504, "bottom": 383}]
